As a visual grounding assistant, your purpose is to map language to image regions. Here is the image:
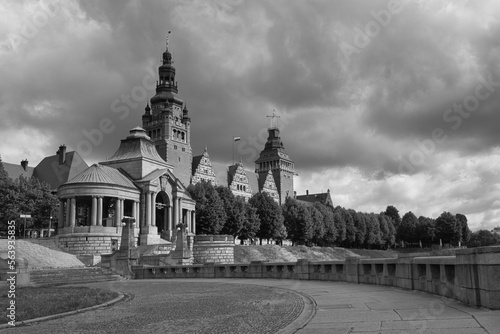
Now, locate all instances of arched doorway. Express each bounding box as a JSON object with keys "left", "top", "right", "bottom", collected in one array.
[{"left": 155, "top": 191, "right": 171, "bottom": 233}]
